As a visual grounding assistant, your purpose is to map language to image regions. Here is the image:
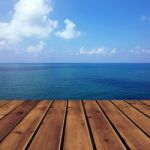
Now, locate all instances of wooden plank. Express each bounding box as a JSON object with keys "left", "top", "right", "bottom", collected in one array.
[
  {"left": 63, "top": 101, "right": 93, "bottom": 150},
  {"left": 140, "top": 100, "right": 150, "bottom": 107},
  {"left": 97, "top": 100, "right": 150, "bottom": 150},
  {"left": 0, "top": 100, "right": 23, "bottom": 120},
  {"left": 126, "top": 100, "right": 150, "bottom": 117},
  {"left": 0, "top": 101, "right": 38, "bottom": 142},
  {"left": 0, "top": 100, "right": 10, "bottom": 108},
  {"left": 29, "top": 100, "right": 67, "bottom": 150},
  {"left": 83, "top": 100, "right": 125, "bottom": 150},
  {"left": 112, "top": 100, "right": 150, "bottom": 136},
  {"left": 0, "top": 100, "right": 52, "bottom": 150}
]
